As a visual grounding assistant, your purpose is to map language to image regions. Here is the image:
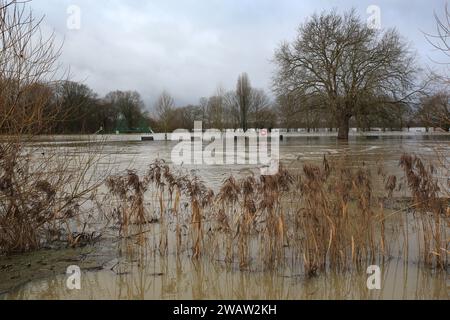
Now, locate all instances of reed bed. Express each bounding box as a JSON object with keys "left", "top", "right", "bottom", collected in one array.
[
  {"left": 106, "top": 154, "right": 449, "bottom": 275},
  {"left": 399, "top": 154, "right": 449, "bottom": 269}
]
